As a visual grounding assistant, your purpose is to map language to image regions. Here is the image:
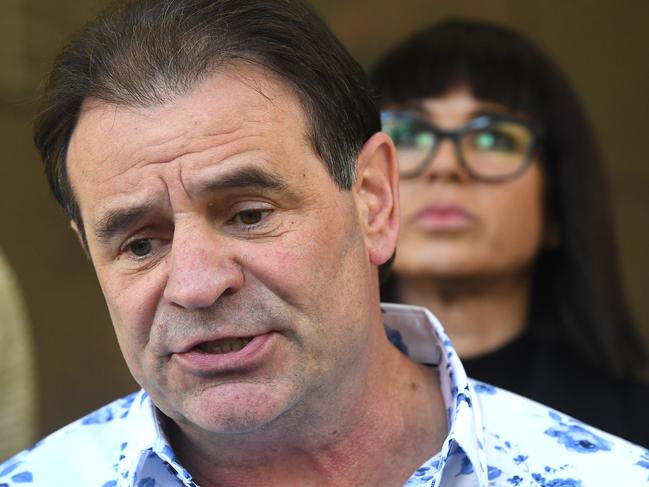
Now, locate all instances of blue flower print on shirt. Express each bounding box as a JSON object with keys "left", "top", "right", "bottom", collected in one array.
[
  {"left": 531, "top": 476, "right": 583, "bottom": 487},
  {"left": 636, "top": 450, "right": 649, "bottom": 479},
  {"left": 456, "top": 456, "right": 500, "bottom": 480},
  {"left": 473, "top": 381, "right": 497, "bottom": 395},
  {"left": 544, "top": 411, "right": 612, "bottom": 454},
  {"left": 409, "top": 466, "right": 435, "bottom": 483},
  {"left": 82, "top": 392, "right": 137, "bottom": 425},
  {"left": 386, "top": 328, "right": 409, "bottom": 355},
  {"left": 544, "top": 479, "right": 582, "bottom": 487},
  {"left": 487, "top": 465, "right": 502, "bottom": 480},
  {"left": 26, "top": 439, "right": 43, "bottom": 453},
  {"left": 82, "top": 405, "right": 115, "bottom": 425},
  {"left": 0, "top": 462, "right": 21, "bottom": 479},
  {"left": 456, "top": 390, "right": 472, "bottom": 409},
  {"left": 513, "top": 454, "right": 528, "bottom": 465},
  {"left": 544, "top": 423, "right": 612, "bottom": 454},
  {"left": 118, "top": 393, "right": 137, "bottom": 418},
  {"left": 10, "top": 472, "right": 32, "bottom": 483},
  {"left": 0, "top": 461, "right": 32, "bottom": 484},
  {"left": 406, "top": 455, "right": 442, "bottom": 485}
]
